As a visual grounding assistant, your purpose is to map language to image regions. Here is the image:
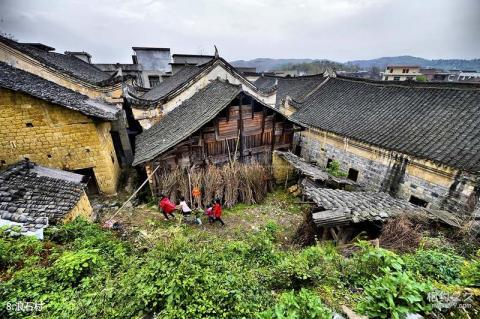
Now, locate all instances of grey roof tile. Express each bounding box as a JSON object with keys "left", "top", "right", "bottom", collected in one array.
[
  {"left": 140, "top": 65, "right": 207, "bottom": 101},
  {"left": 0, "top": 62, "right": 119, "bottom": 120},
  {"left": 0, "top": 161, "right": 86, "bottom": 230},
  {"left": 254, "top": 75, "right": 326, "bottom": 107},
  {"left": 133, "top": 80, "right": 242, "bottom": 165},
  {"left": 0, "top": 36, "right": 114, "bottom": 85},
  {"left": 292, "top": 77, "right": 480, "bottom": 172}
]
